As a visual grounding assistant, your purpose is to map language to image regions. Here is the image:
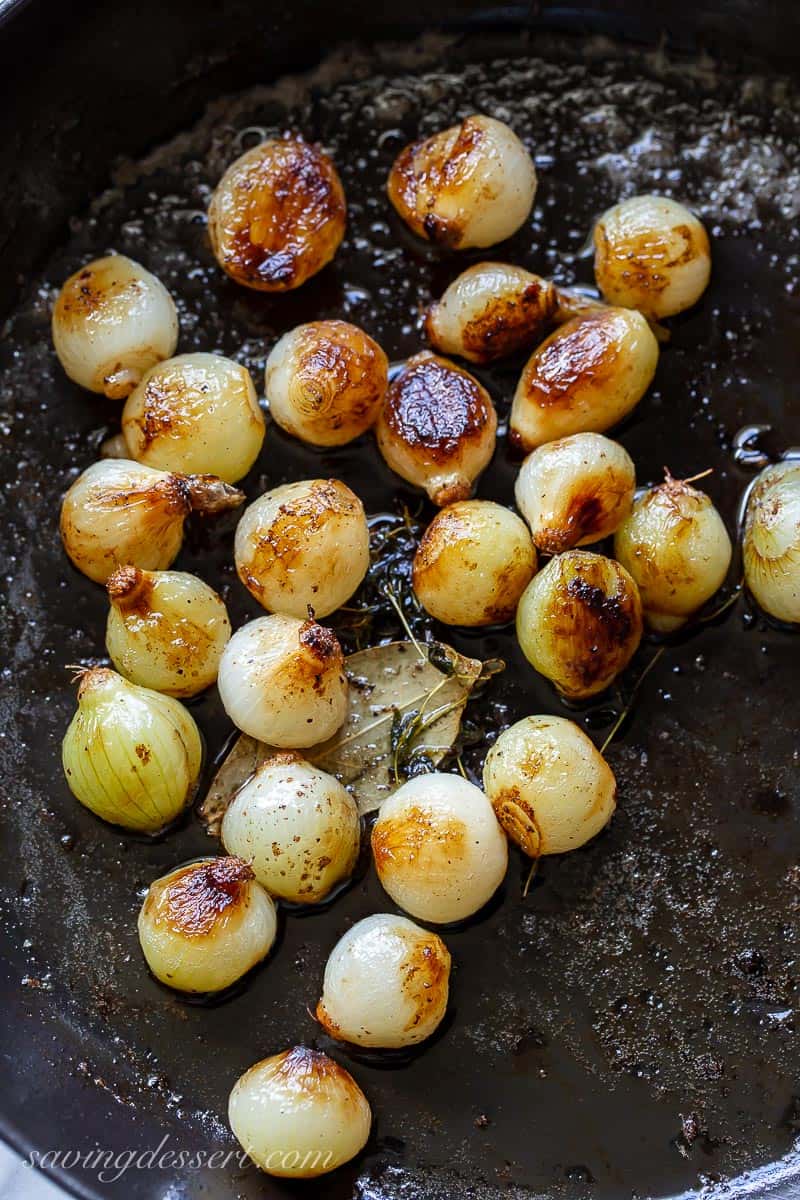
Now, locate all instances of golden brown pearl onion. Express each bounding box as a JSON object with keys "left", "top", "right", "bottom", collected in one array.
[
  {"left": 234, "top": 478, "right": 370, "bottom": 619},
  {"left": 509, "top": 308, "right": 659, "bottom": 453},
  {"left": 425, "top": 263, "right": 558, "bottom": 364},
  {"left": 105, "top": 566, "right": 231, "bottom": 697},
  {"left": 60, "top": 459, "right": 243, "bottom": 584},
  {"left": 614, "top": 473, "right": 732, "bottom": 631},
  {"left": 387, "top": 114, "right": 537, "bottom": 249},
  {"left": 51, "top": 254, "right": 178, "bottom": 399},
  {"left": 316, "top": 914, "right": 451, "bottom": 1048},
  {"left": 412, "top": 500, "right": 536, "bottom": 626},
  {"left": 217, "top": 614, "right": 348, "bottom": 748},
  {"left": 742, "top": 461, "right": 800, "bottom": 624},
  {"left": 221, "top": 753, "right": 360, "bottom": 904},
  {"left": 516, "top": 550, "right": 643, "bottom": 699},
  {"left": 371, "top": 773, "right": 508, "bottom": 924},
  {"left": 593, "top": 194, "right": 711, "bottom": 320},
  {"left": 514, "top": 432, "right": 636, "bottom": 555},
  {"left": 375, "top": 350, "right": 497, "bottom": 506},
  {"left": 137, "top": 857, "right": 277, "bottom": 993},
  {"left": 483, "top": 715, "right": 617, "bottom": 857},
  {"left": 266, "top": 320, "right": 388, "bottom": 446},
  {"left": 208, "top": 136, "right": 346, "bottom": 291},
  {"left": 122, "top": 353, "right": 264, "bottom": 483},
  {"left": 228, "top": 1047, "right": 371, "bottom": 1178}
]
